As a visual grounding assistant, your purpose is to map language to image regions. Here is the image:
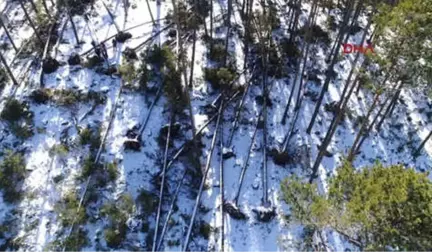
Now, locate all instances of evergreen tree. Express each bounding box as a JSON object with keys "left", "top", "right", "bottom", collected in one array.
[{"left": 282, "top": 162, "right": 432, "bottom": 250}]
